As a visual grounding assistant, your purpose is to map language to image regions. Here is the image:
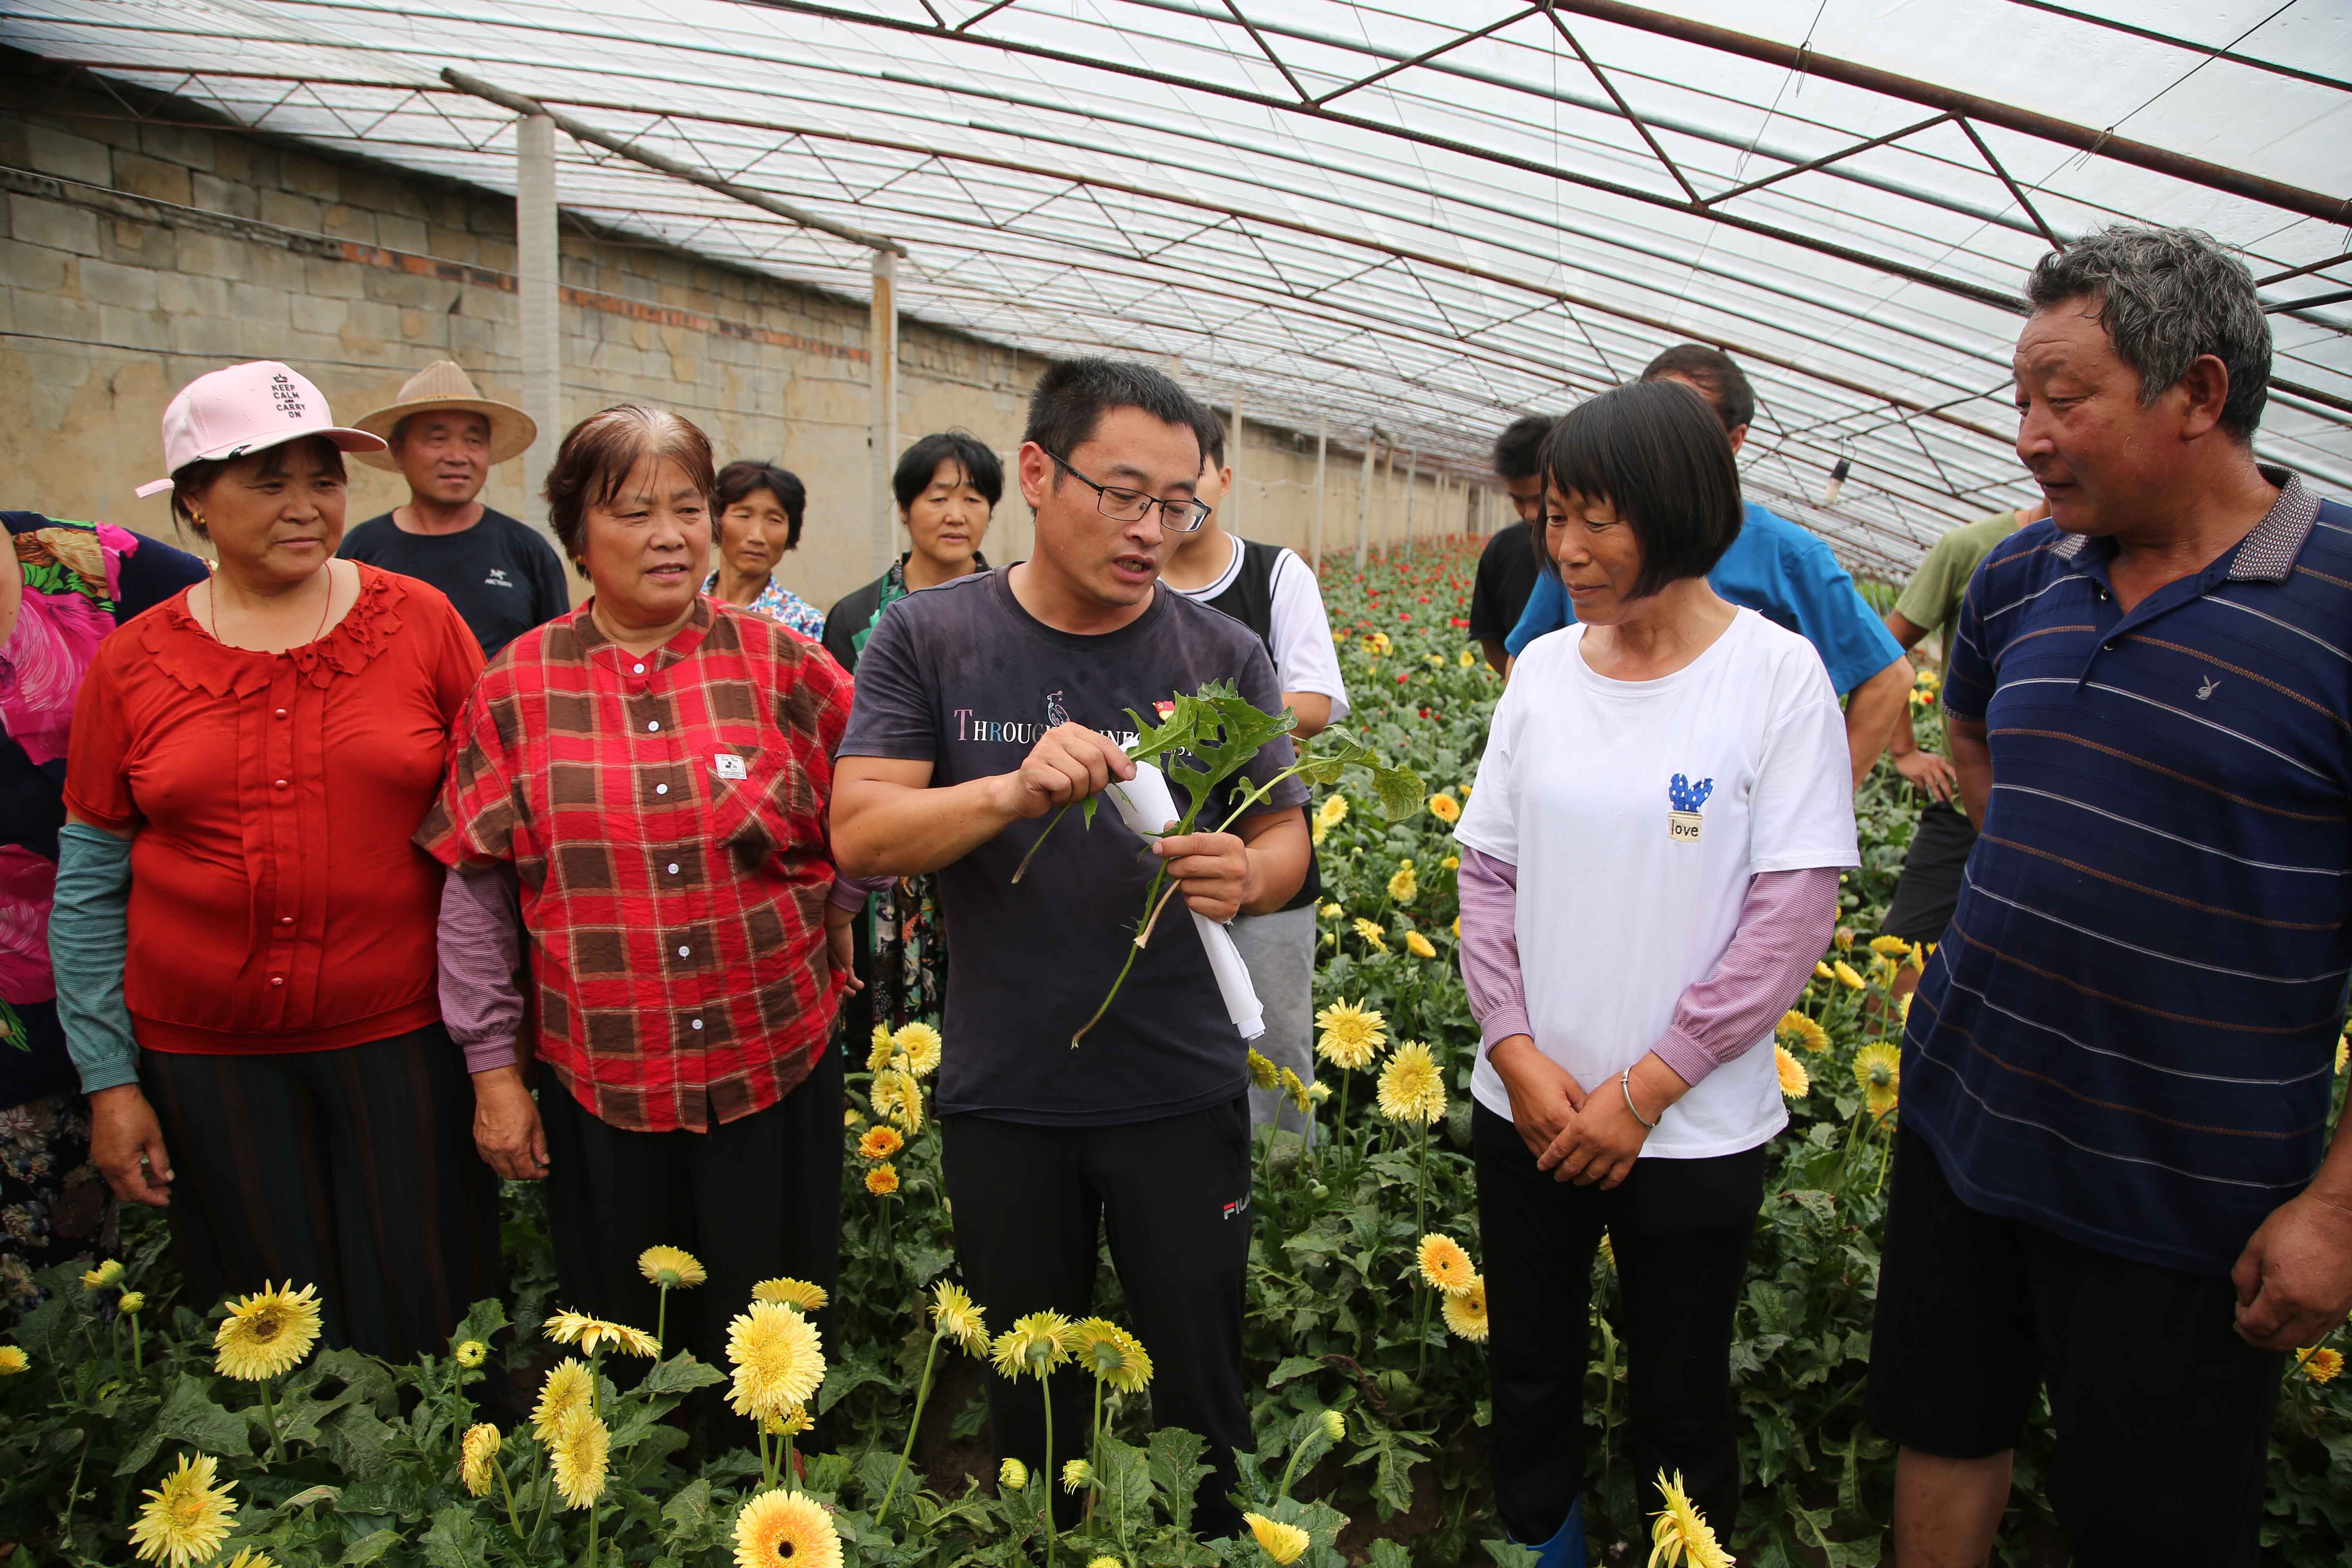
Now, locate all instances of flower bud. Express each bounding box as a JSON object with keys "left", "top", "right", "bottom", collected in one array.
[{"left": 998, "top": 1457, "right": 1028, "bottom": 1492}]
